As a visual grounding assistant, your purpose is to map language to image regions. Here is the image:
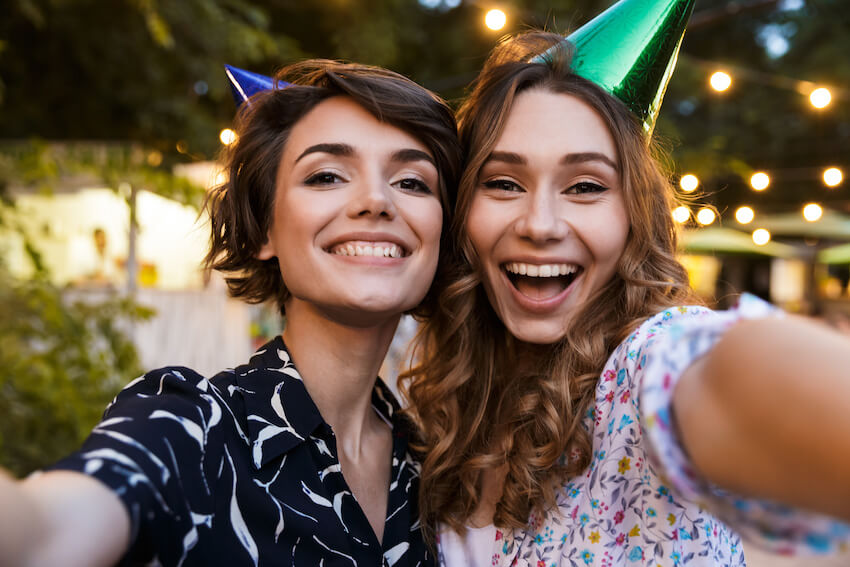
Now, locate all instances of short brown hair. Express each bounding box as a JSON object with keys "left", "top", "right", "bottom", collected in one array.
[{"left": 204, "top": 60, "right": 462, "bottom": 314}]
